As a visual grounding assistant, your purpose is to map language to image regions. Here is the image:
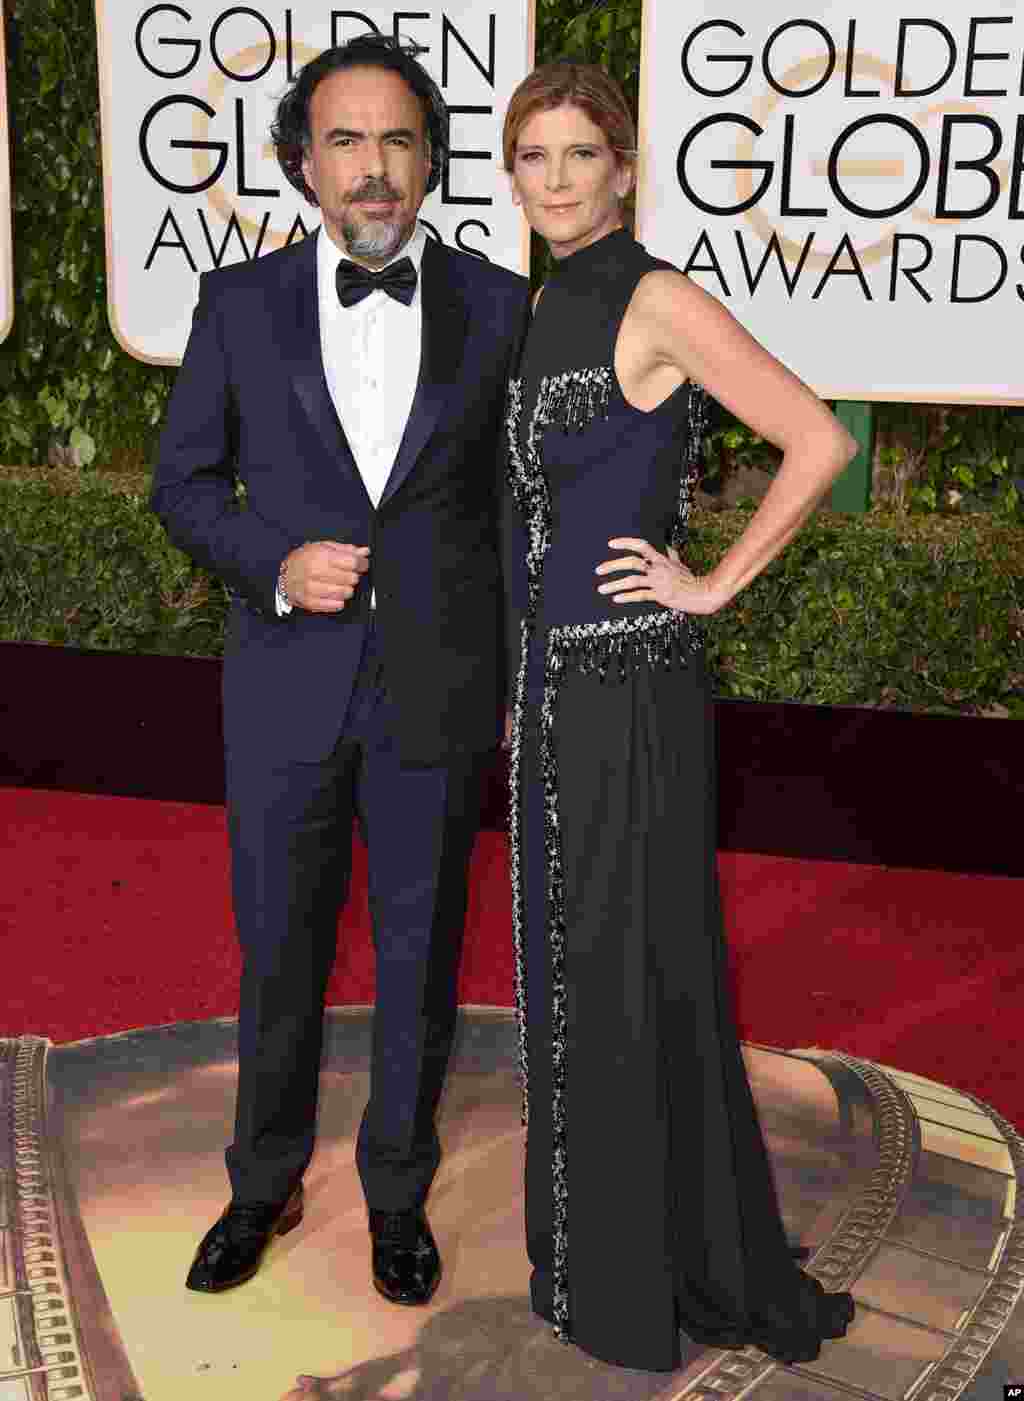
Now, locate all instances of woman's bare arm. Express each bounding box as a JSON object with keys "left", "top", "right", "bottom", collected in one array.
[{"left": 599, "top": 271, "right": 858, "bottom": 613}]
